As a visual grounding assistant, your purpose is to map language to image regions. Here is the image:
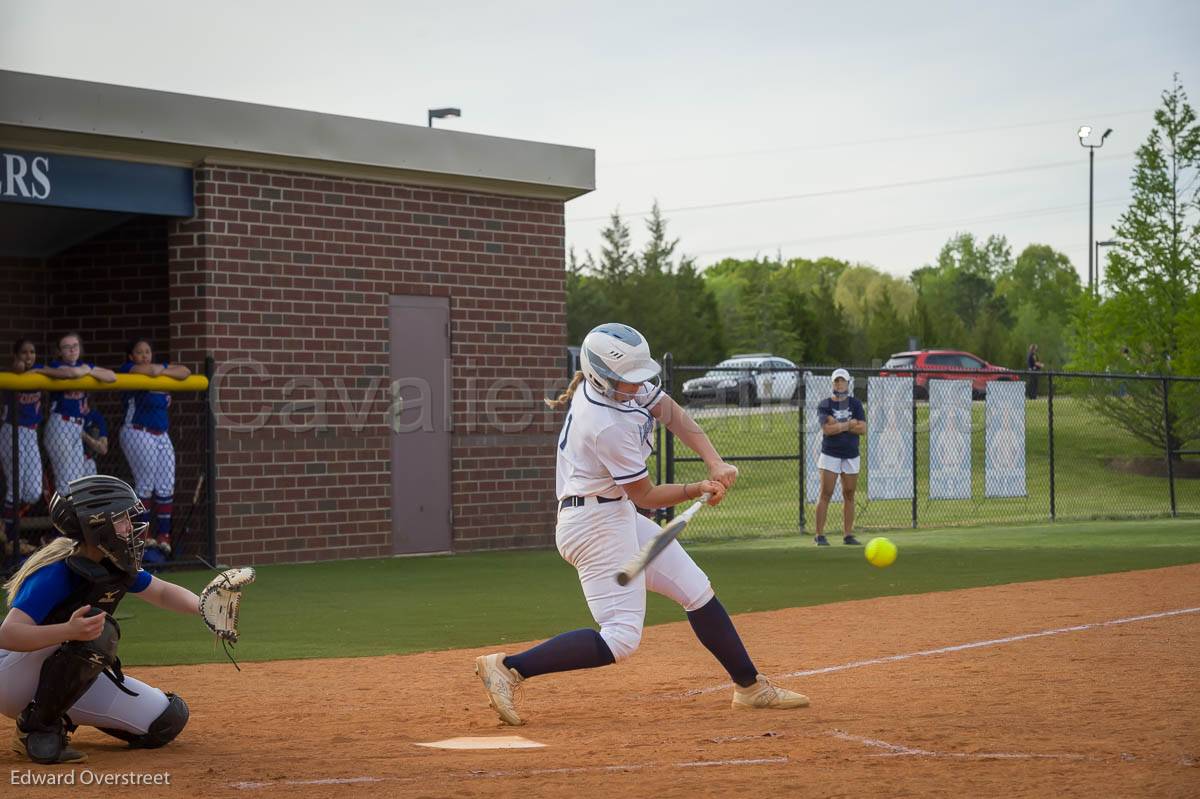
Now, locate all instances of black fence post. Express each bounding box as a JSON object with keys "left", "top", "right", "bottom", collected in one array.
[
  {"left": 798, "top": 375, "right": 806, "bottom": 533},
  {"left": 1163, "top": 376, "right": 1176, "bottom": 517},
  {"left": 205, "top": 355, "right": 218, "bottom": 566},
  {"left": 1048, "top": 372, "right": 1056, "bottom": 521},
  {"left": 6, "top": 391, "right": 18, "bottom": 568},
  {"left": 911, "top": 371, "right": 918, "bottom": 529},
  {"left": 663, "top": 352, "right": 675, "bottom": 522},
  {"left": 654, "top": 356, "right": 664, "bottom": 523}
]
